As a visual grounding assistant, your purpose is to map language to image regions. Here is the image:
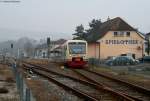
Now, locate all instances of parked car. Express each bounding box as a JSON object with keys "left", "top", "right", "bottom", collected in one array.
[
  {"left": 143, "top": 56, "right": 150, "bottom": 63},
  {"left": 105, "top": 56, "right": 139, "bottom": 66},
  {"left": 138, "top": 56, "right": 150, "bottom": 63}
]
